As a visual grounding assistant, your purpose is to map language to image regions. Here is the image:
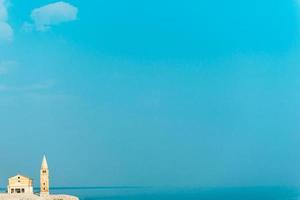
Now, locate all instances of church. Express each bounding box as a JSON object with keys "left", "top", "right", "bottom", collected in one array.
[
  {"left": 7, "top": 155, "right": 49, "bottom": 195},
  {"left": 0, "top": 155, "right": 78, "bottom": 200}
]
